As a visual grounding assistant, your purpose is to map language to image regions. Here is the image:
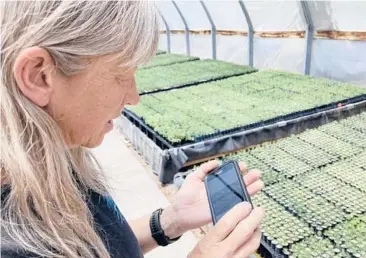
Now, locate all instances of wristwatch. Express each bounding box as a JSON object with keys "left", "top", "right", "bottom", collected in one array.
[{"left": 149, "top": 208, "right": 182, "bottom": 246}]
